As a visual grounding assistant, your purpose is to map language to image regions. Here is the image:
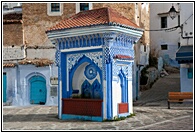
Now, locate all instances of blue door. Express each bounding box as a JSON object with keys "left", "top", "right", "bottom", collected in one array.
[
  {"left": 3, "top": 73, "right": 7, "bottom": 102},
  {"left": 30, "top": 76, "right": 46, "bottom": 104}
]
